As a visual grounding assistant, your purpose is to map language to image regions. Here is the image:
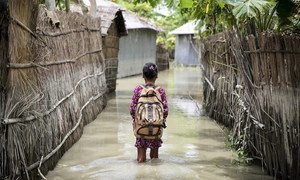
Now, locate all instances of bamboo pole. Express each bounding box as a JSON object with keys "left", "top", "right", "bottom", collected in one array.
[
  {"left": 204, "top": 77, "right": 215, "bottom": 91},
  {"left": 3, "top": 71, "right": 105, "bottom": 124},
  {"left": 26, "top": 92, "right": 105, "bottom": 171},
  {"left": 38, "top": 28, "right": 101, "bottom": 37},
  {"left": 7, "top": 49, "right": 102, "bottom": 69},
  {"left": 244, "top": 49, "right": 300, "bottom": 54}
]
